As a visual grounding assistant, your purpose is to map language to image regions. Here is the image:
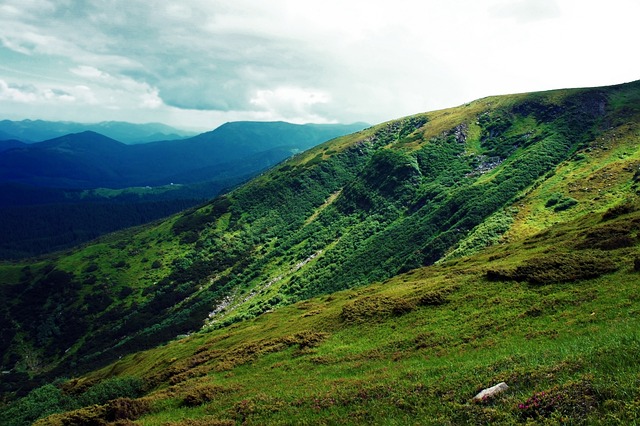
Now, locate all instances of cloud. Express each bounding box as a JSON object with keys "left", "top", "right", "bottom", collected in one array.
[
  {"left": 0, "top": 80, "right": 39, "bottom": 102},
  {"left": 249, "top": 87, "right": 332, "bottom": 123},
  {"left": 489, "top": 0, "right": 561, "bottom": 22},
  {"left": 0, "top": 0, "right": 639, "bottom": 129},
  {"left": 0, "top": 79, "right": 75, "bottom": 103}
]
